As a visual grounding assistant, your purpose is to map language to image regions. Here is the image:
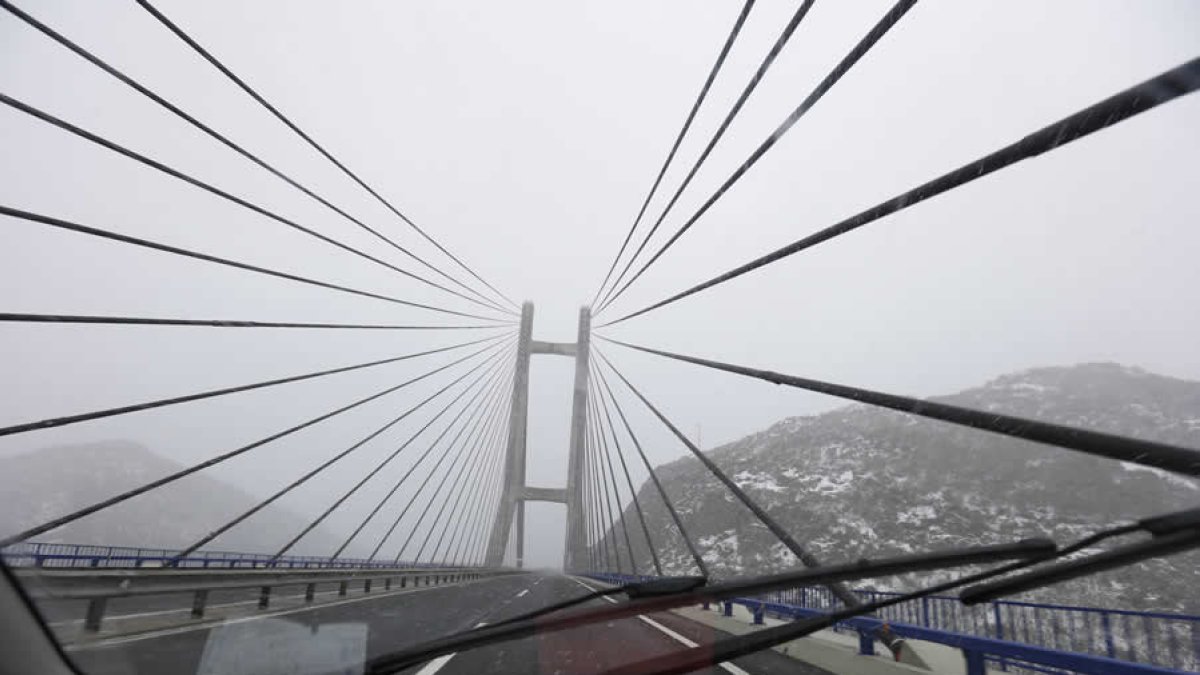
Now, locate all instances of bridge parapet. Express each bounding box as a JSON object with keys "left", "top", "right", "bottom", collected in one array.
[{"left": 589, "top": 573, "right": 1200, "bottom": 674}]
